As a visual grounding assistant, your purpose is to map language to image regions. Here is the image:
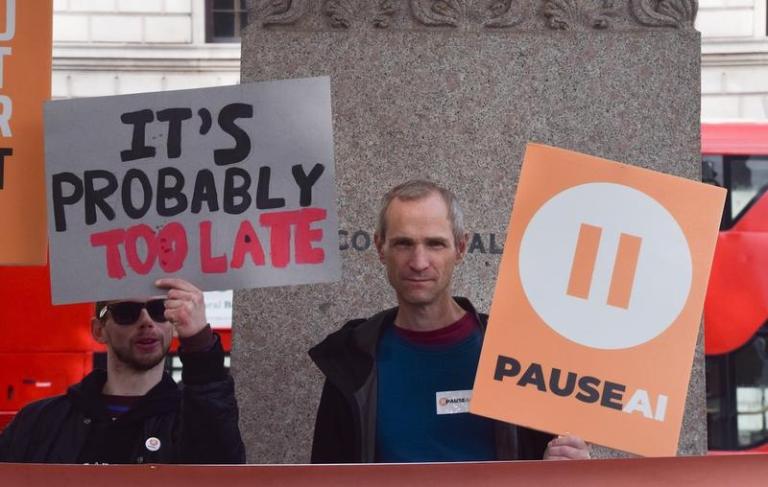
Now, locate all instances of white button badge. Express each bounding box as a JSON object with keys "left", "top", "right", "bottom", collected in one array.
[{"left": 145, "top": 437, "right": 161, "bottom": 452}]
